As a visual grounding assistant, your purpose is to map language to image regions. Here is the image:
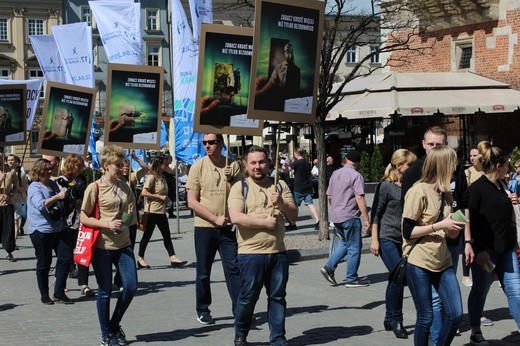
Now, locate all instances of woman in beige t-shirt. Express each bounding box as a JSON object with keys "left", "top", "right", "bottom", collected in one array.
[
  {"left": 402, "top": 146, "right": 466, "bottom": 345},
  {"left": 137, "top": 156, "right": 187, "bottom": 269}
]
